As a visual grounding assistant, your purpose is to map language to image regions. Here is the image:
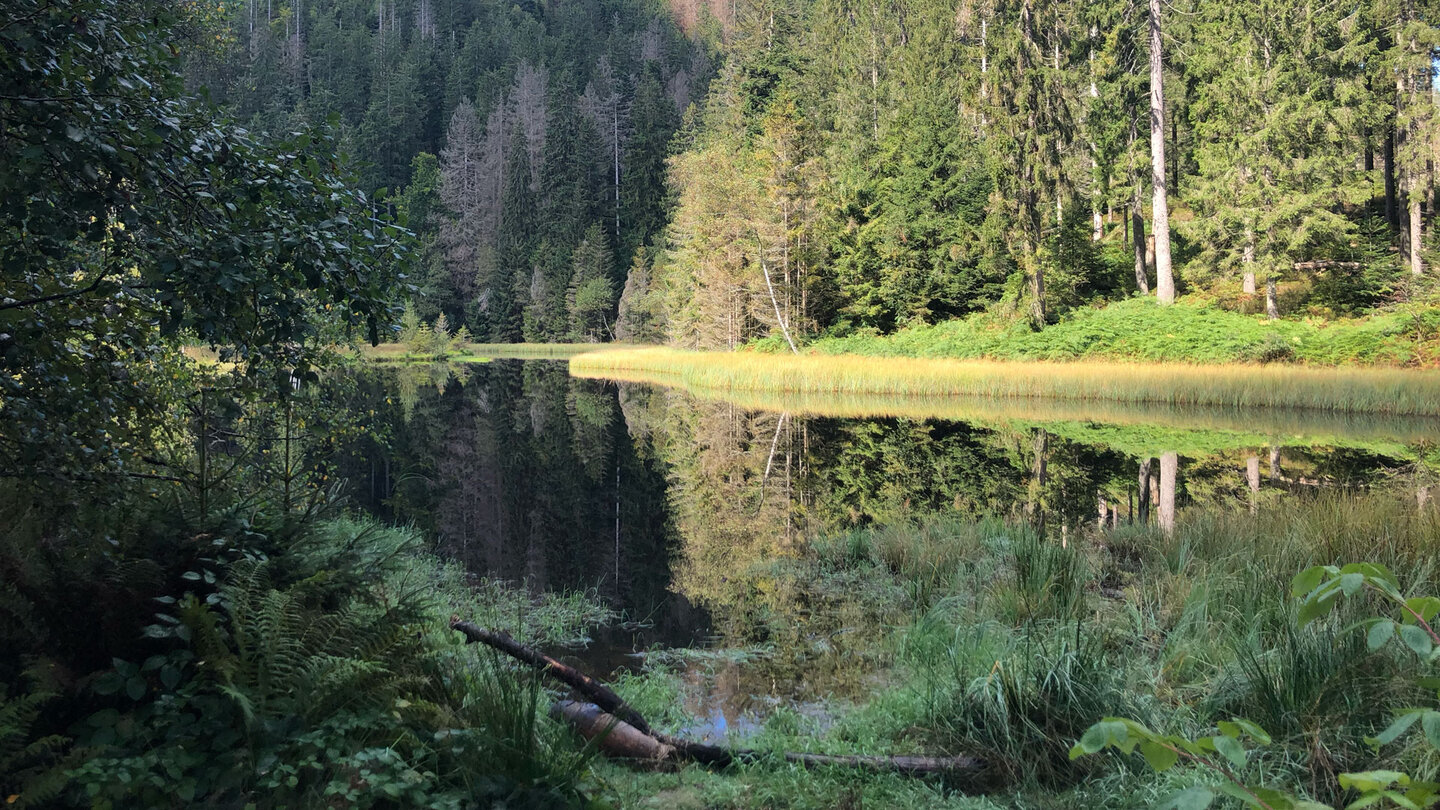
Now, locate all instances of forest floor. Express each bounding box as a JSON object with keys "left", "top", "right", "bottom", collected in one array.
[{"left": 586, "top": 489, "right": 1440, "bottom": 809}]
